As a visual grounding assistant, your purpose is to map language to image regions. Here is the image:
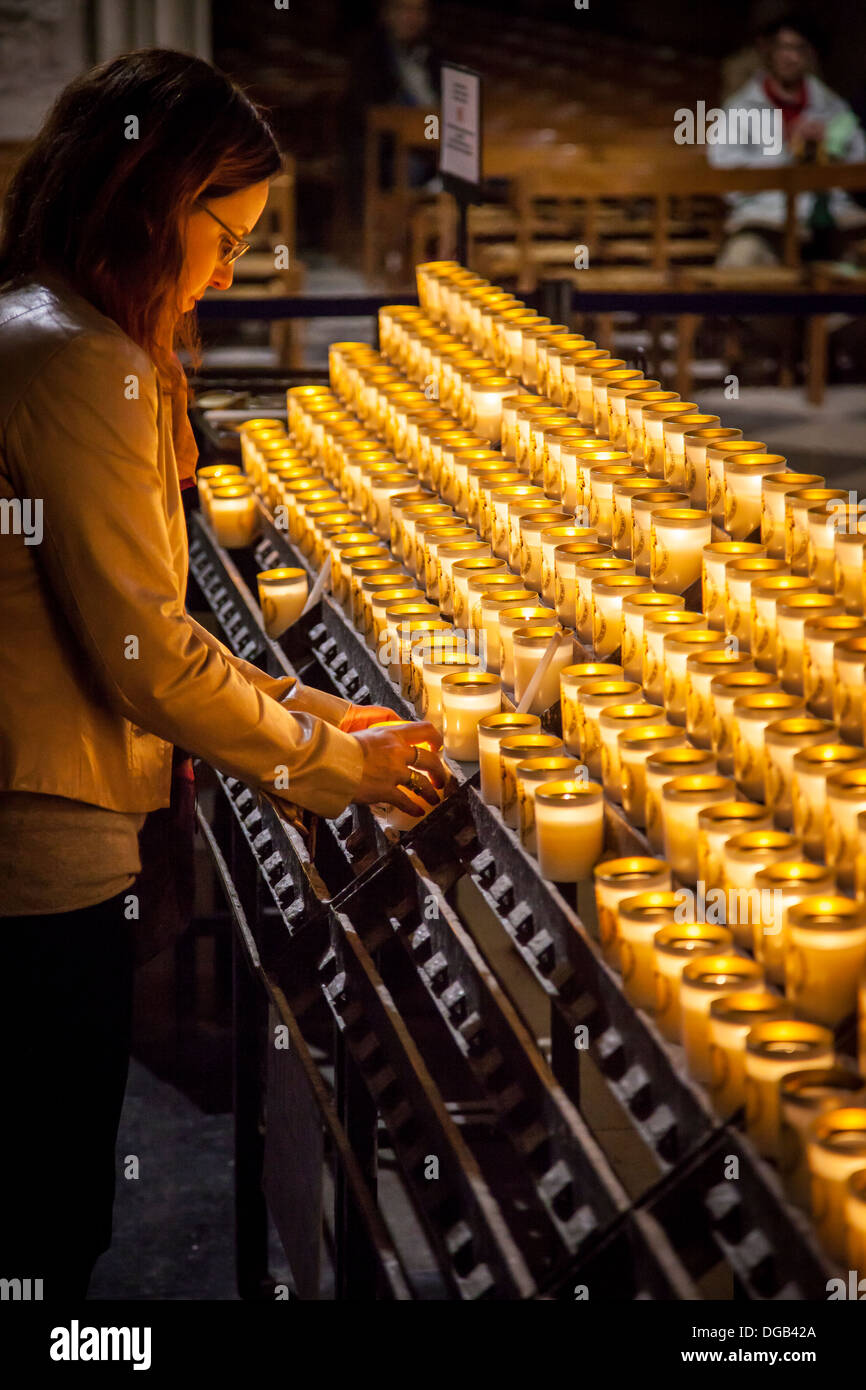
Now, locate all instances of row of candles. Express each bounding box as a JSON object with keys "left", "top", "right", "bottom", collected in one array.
[{"left": 199, "top": 257, "right": 866, "bottom": 1269}]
